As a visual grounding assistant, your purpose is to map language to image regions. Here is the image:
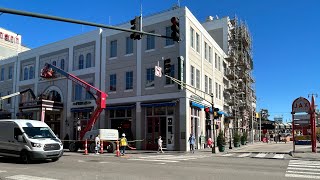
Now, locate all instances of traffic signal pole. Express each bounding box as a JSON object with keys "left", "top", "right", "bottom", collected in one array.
[{"left": 211, "top": 93, "right": 219, "bottom": 153}]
